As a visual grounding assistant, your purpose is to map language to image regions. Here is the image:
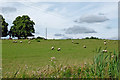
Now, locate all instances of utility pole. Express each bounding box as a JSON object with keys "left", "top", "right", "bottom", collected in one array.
[{"left": 46, "top": 27, "right": 47, "bottom": 40}]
